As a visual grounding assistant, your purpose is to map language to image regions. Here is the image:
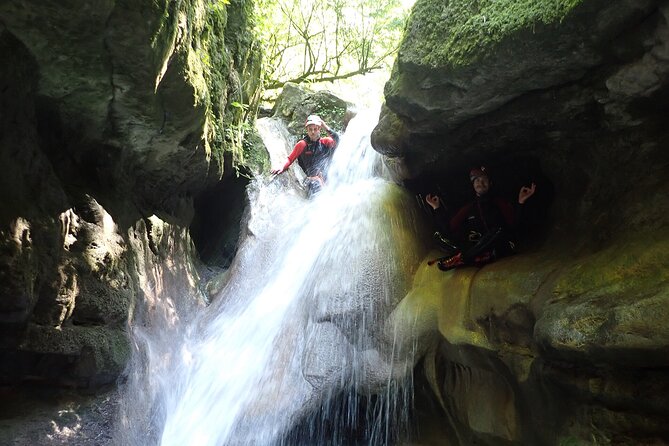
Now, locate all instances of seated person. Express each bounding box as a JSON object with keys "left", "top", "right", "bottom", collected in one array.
[{"left": 425, "top": 166, "right": 536, "bottom": 271}]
